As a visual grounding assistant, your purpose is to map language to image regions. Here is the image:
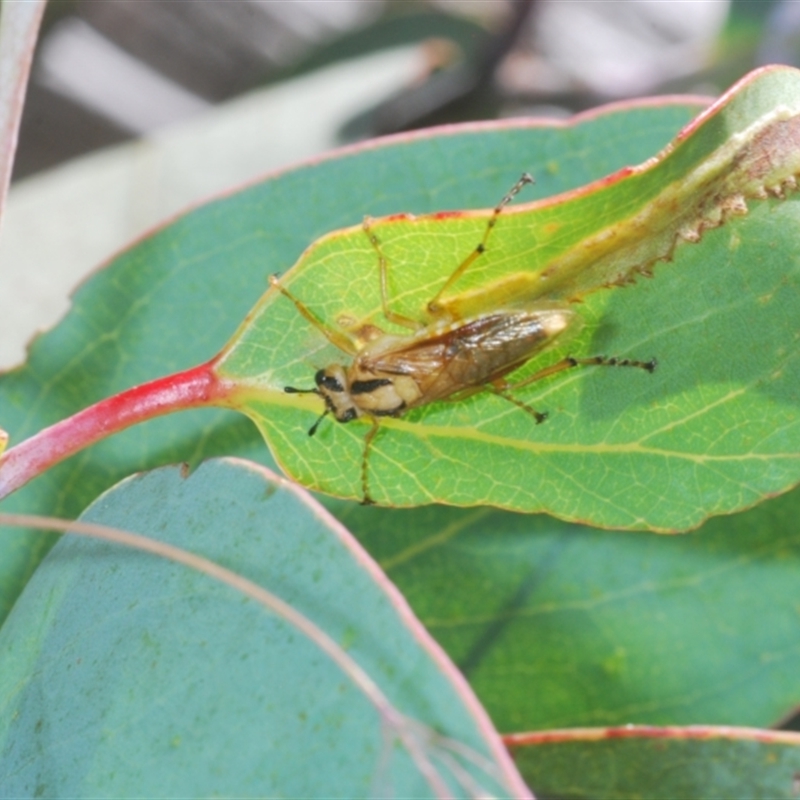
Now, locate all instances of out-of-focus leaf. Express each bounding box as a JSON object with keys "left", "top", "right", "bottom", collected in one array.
[
  {"left": 0, "top": 0, "right": 45, "bottom": 220},
  {"left": 507, "top": 725, "right": 800, "bottom": 800},
  {"left": 341, "top": 484, "right": 800, "bottom": 731},
  {"left": 0, "top": 458, "right": 529, "bottom": 798}
]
